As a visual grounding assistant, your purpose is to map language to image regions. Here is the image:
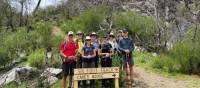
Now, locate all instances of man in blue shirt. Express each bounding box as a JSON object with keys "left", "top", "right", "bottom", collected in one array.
[{"left": 118, "top": 29, "right": 135, "bottom": 87}]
